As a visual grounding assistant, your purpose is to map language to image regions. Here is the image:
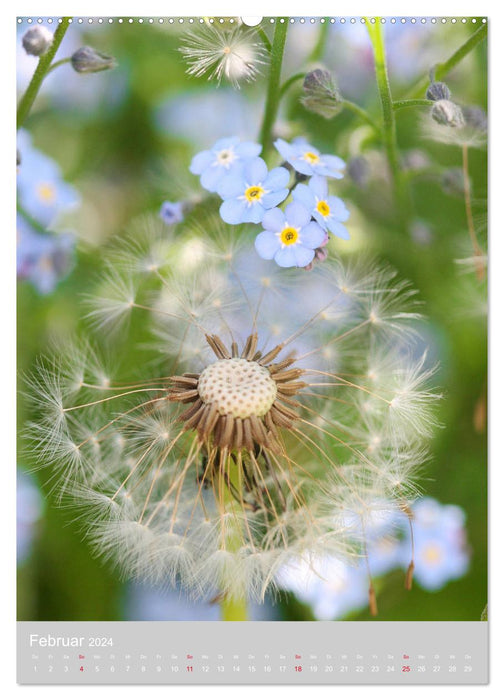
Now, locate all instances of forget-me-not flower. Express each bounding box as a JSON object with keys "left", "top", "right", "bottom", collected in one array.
[
  {"left": 274, "top": 137, "right": 346, "bottom": 179},
  {"left": 255, "top": 201, "right": 326, "bottom": 268},
  {"left": 17, "top": 214, "right": 75, "bottom": 294},
  {"left": 293, "top": 175, "right": 350, "bottom": 240},
  {"left": 277, "top": 555, "right": 370, "bottom": 620},
  {"left": 190, "top": 136, "right": 262, "bottom": 193},
  {"left": 218, "top": 157, "right": 290, "bottom": 225},
  {"left": 399, "top": 498, "right": 470, "bottom": 591},
  {"left": 17, "top": 130, "right": 80, "bottom": 228},
  {"left": 160, "top": 200, "right": 184, "bottom": 225}
]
